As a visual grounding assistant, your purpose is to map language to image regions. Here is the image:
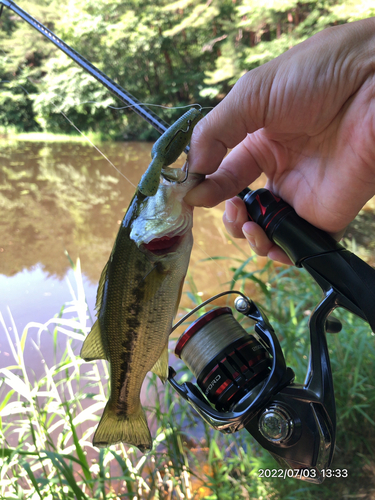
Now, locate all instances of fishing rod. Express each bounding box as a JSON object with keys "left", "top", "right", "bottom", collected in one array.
[
  {"left": 4, "top": 0, "right": 375, "bottom": 483},
  {"left": 0, "top": 0, "right": 184, "bottom": 145}
]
